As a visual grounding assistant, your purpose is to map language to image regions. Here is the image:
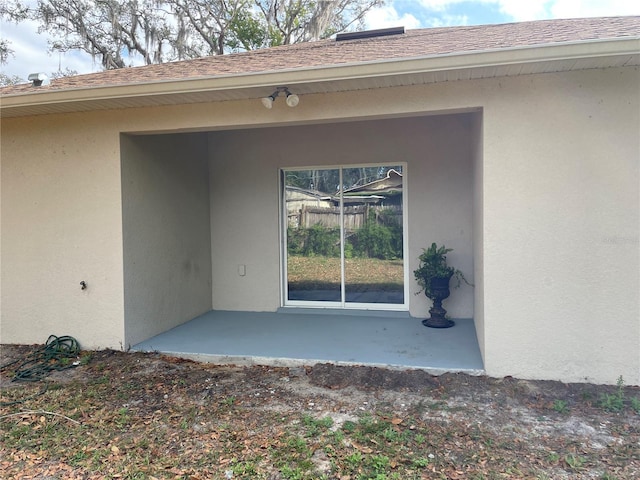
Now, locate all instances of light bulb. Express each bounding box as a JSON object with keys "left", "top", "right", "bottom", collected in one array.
[
  {"left": 285, "top": 93, "right": 299, "bottom": 107},
  {"left": 261, "top": 96, "right": 274, "bottom": 109}
]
